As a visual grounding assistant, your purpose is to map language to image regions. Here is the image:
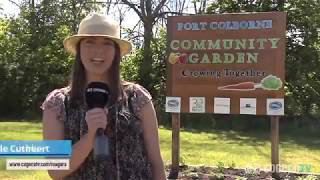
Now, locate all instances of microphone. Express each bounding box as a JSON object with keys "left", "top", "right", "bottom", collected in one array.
[{"left": 85, "top": 82, "right": 110, "bottom": 160}]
